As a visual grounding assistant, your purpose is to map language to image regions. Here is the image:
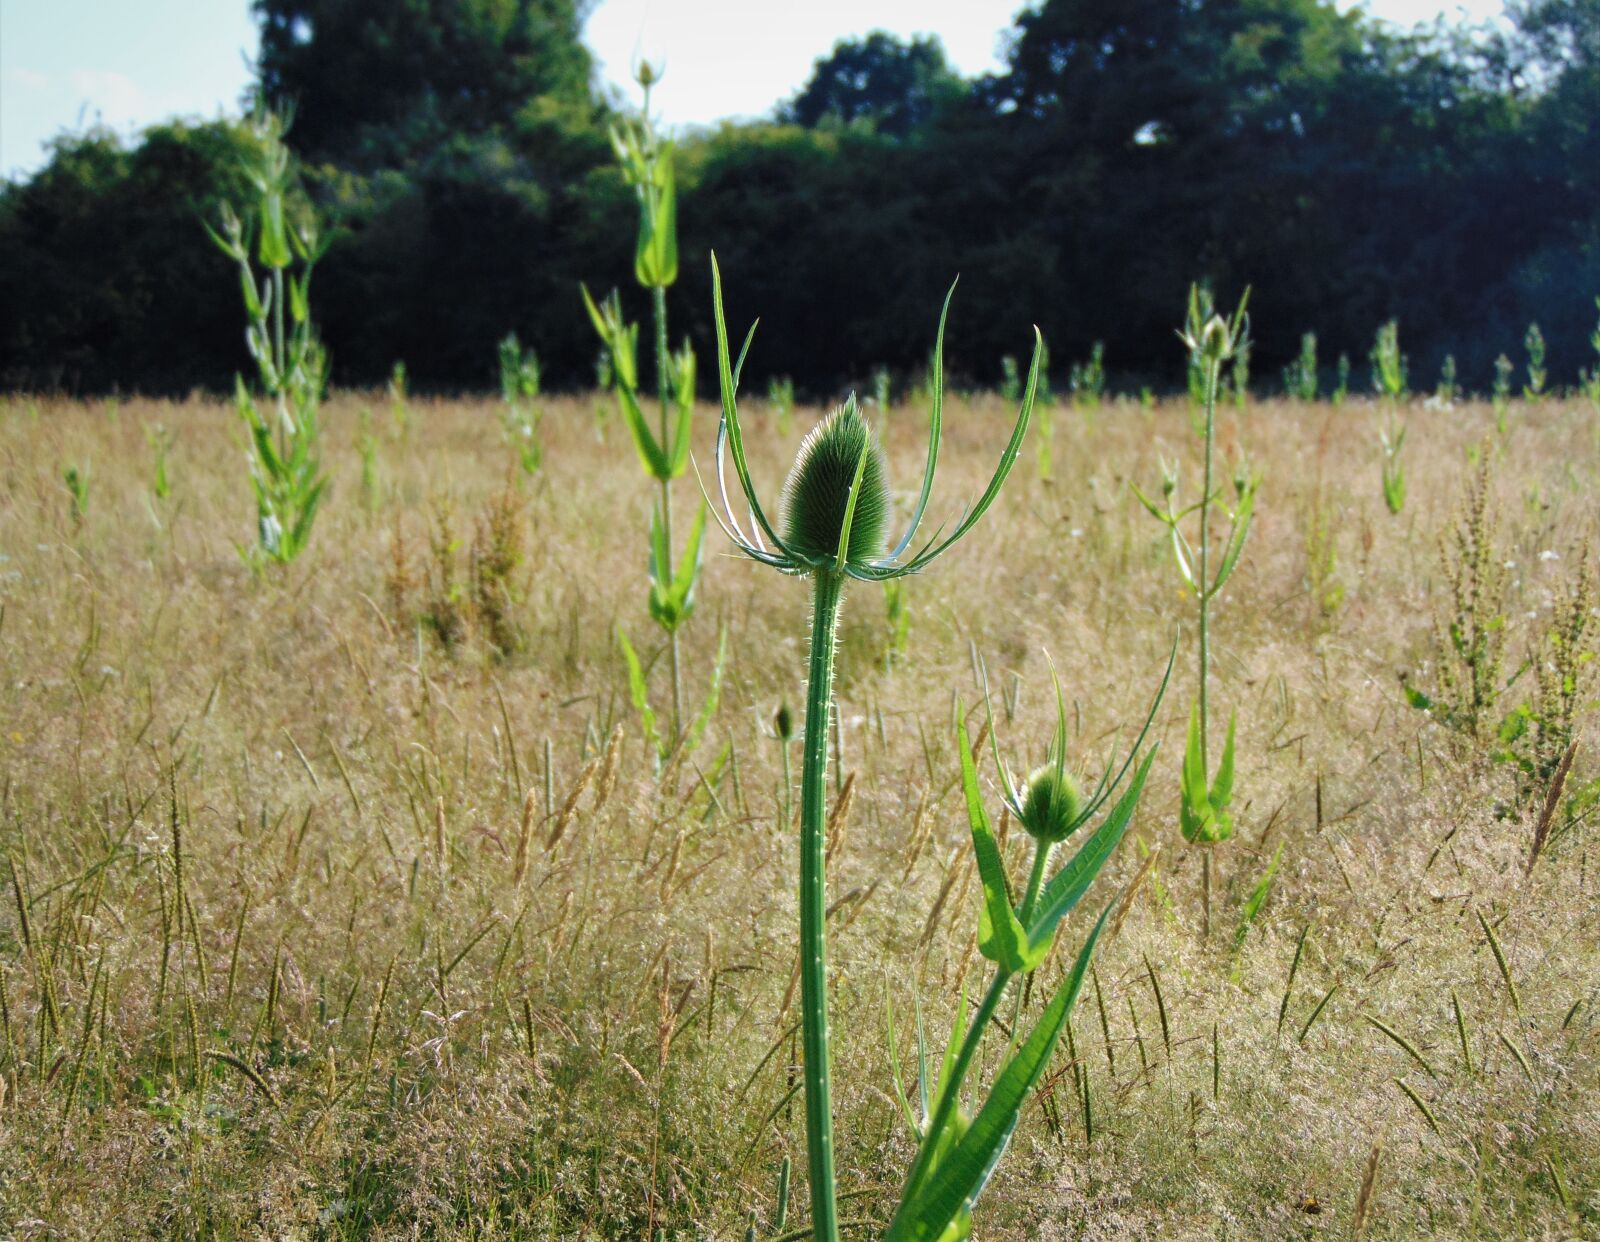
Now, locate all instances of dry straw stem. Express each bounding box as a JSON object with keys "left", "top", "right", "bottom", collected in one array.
[
  {"left": 1353, "top": 1140, "right": 1383, "bottom": 1240},
  {"left": 1526, "top": 739, "right": 1577, "bottom": 875}
]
